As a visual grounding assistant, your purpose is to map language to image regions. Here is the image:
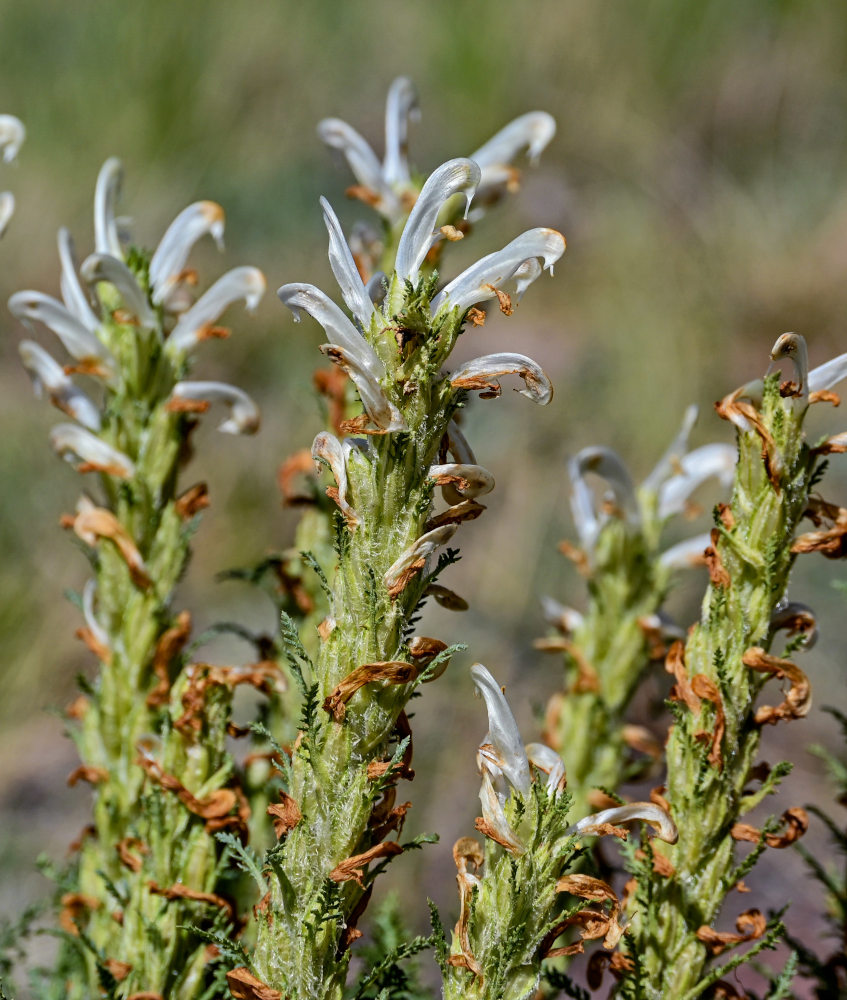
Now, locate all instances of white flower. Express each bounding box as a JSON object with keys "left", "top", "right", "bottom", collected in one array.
[
  {"left": 569, "top": 406, "right": 735, "bottom": 559},
  {"left": 49, "top": 424, "right": 135, "bottom": 478},
  {"left": 317, "top": 79, "right": 555, "bottom": 226},
  {"left": 168, "top": 381, "right": 260, "bottom": 435},
  {"left": 567, "top": 802, "right": 678, "bottom": 844},
  {"left": 19, "top": 340, "right": 101, "bottom": 431}
]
